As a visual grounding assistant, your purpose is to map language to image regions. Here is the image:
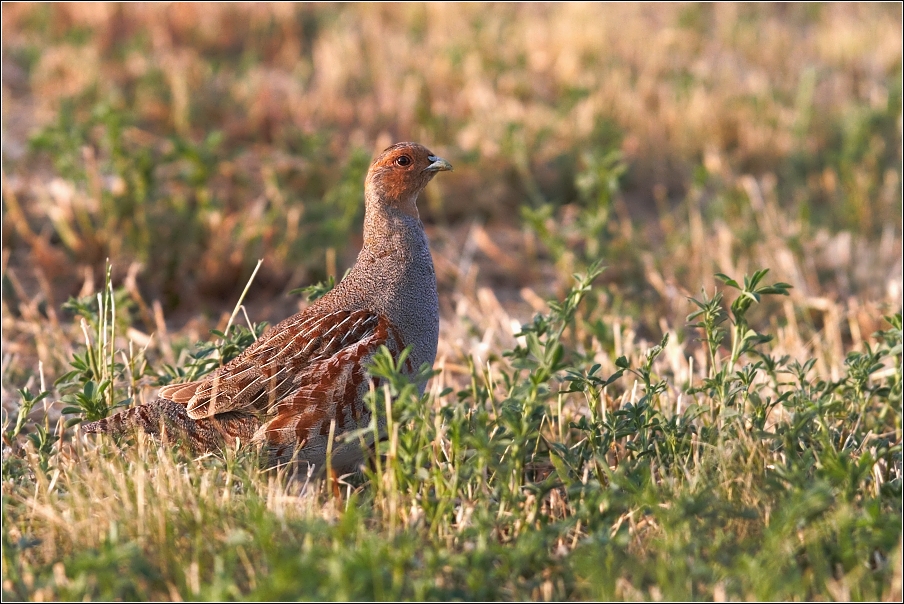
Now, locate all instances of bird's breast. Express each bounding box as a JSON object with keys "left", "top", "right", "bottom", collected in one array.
[{"left": 341, "top": 220, "right": 439, "bottom": 387}]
